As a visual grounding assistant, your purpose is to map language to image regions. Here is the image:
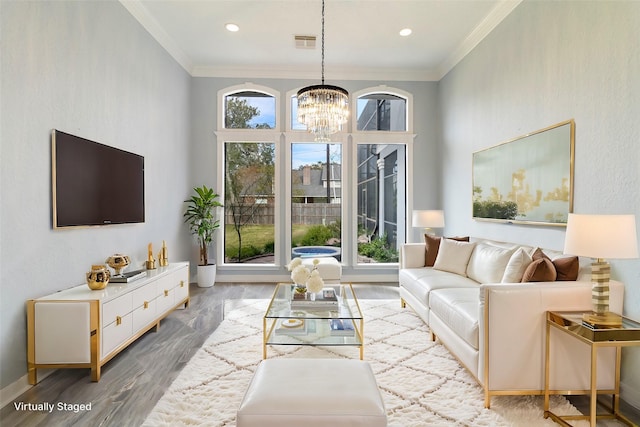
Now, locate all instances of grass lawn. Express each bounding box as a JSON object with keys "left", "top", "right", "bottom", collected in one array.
[{"left": 224, "top": 224, "right": 312, "bottom": 259}]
